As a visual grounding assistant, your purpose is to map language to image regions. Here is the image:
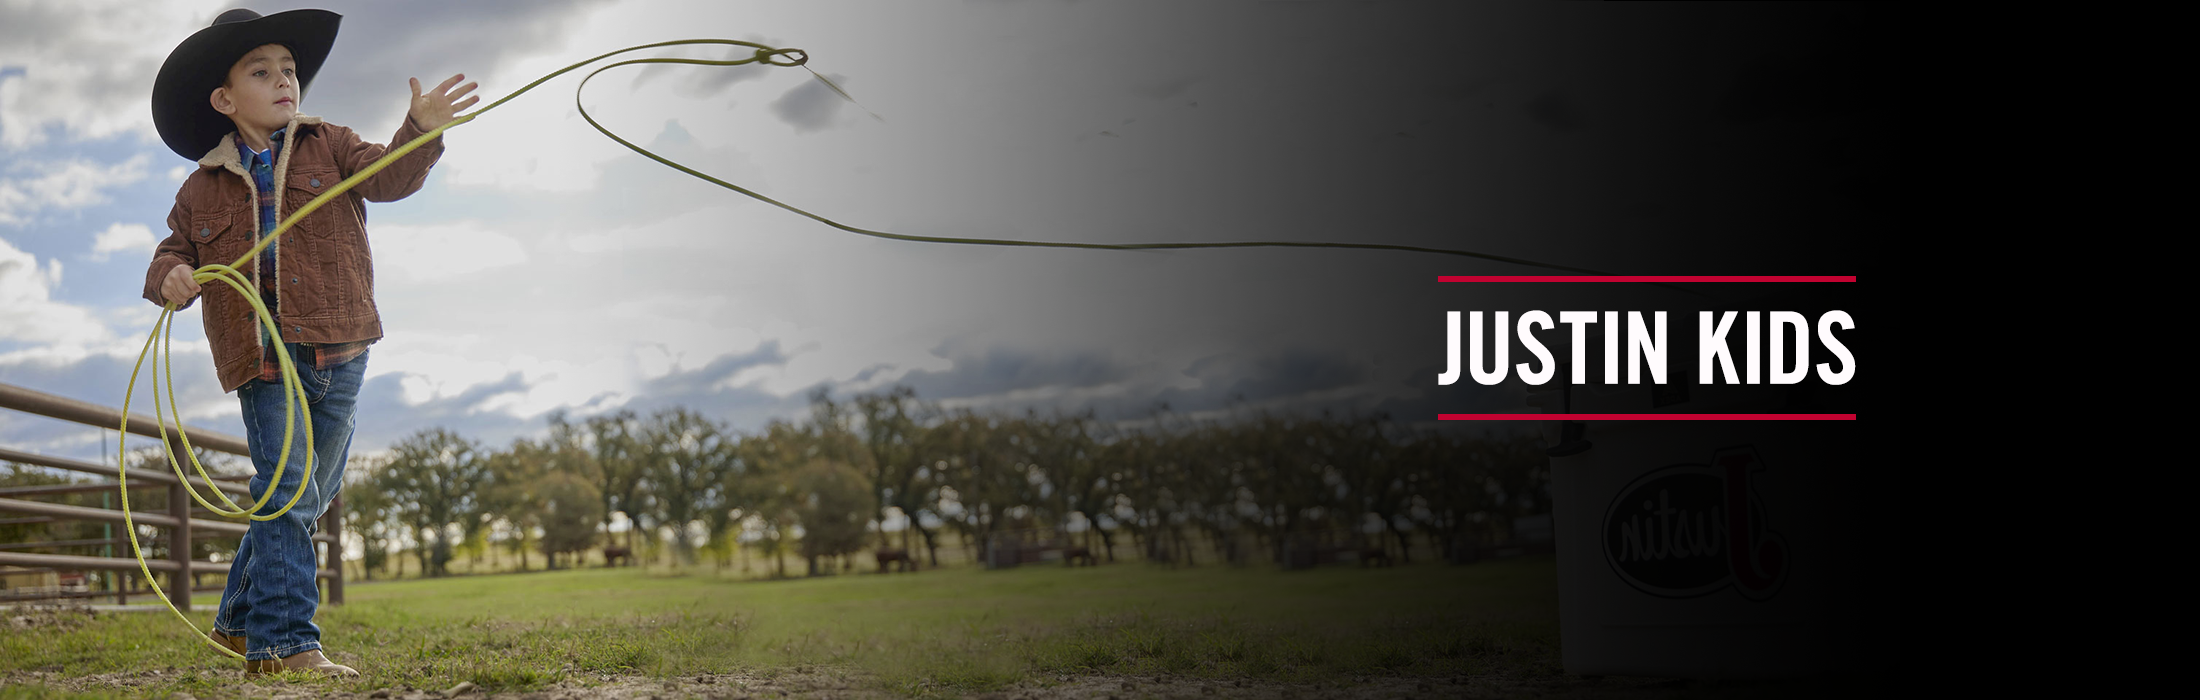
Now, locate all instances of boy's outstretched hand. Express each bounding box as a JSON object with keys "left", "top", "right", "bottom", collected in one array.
[{"left": 408, "top": 74, "right": 480, "bottom": 132}]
